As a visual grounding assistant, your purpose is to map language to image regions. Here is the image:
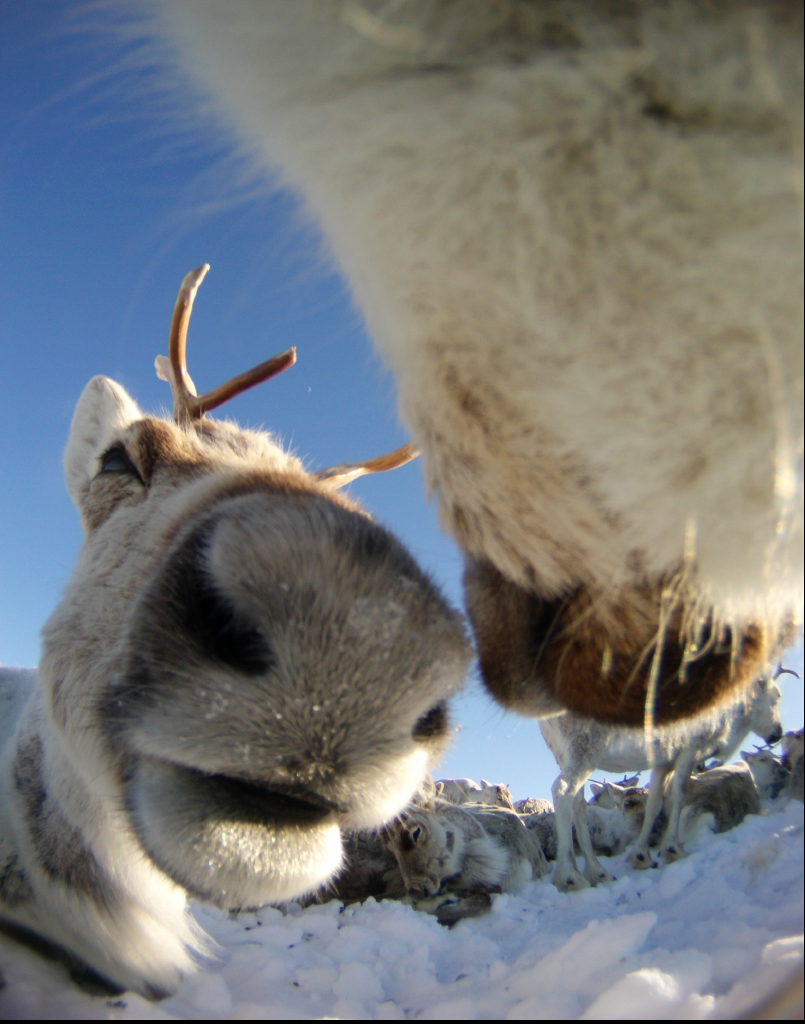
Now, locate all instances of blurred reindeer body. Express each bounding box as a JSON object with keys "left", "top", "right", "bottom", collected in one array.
[
  {"left": 384, "top": 799, "right": 547, "bottom": 899},
  {"left": 434, "top": 776, "right": 514, "bottom": 809},
  {"left": 139, "top": 0, "right": 803, "bottom": 726},
  {"left": 0, "top": 272, "right": 469, "bottom": 996},
  {"left": 677, "top": 761, "right": 762, "bottom": 841}
]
